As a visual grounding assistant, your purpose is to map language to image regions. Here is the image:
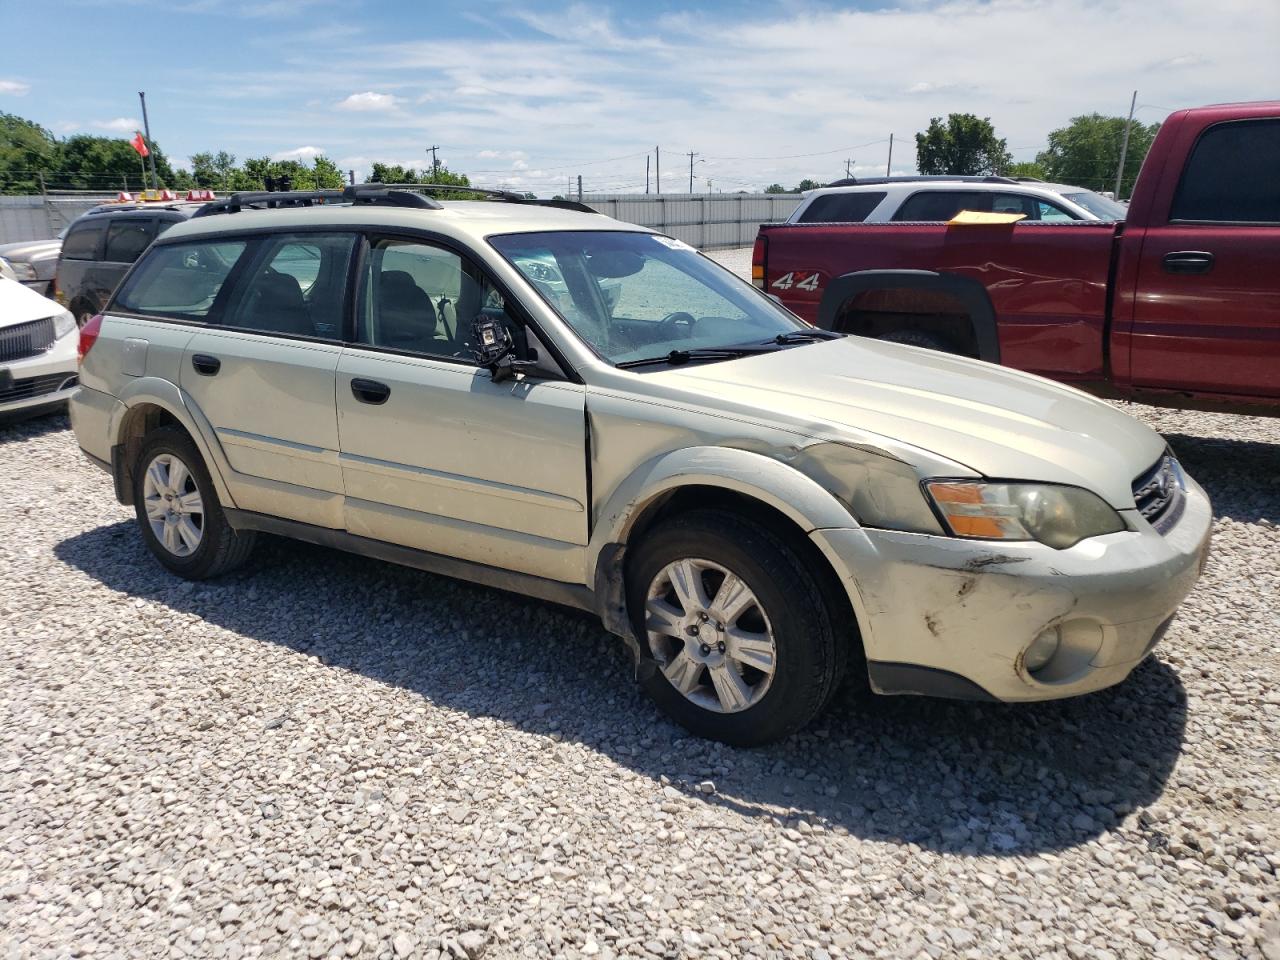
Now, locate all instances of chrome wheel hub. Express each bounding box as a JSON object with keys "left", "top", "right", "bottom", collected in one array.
[
  {"left": 644, "top": 558, "right": 777, "bottom": 714},
  {"left": 142, "top": 453, "right": 204, "bottom": 558}
]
